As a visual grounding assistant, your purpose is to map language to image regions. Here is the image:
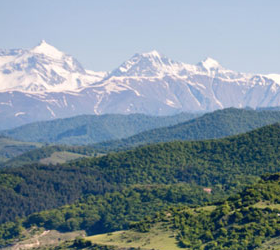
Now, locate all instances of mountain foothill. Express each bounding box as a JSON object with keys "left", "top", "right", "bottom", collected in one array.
[{"left": 1, "top": 42, "right": 280, "bottom": 249}]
